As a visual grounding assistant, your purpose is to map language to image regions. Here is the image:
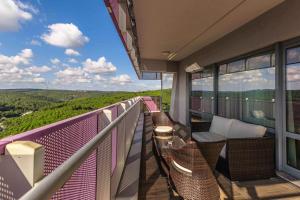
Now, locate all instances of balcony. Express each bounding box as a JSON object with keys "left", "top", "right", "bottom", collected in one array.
[
  {"left": 0, "top": 96, "right": 299, "bottom": 200},
  {"left": 2, "top": 0, "right": 300, "bottom": 199}
]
